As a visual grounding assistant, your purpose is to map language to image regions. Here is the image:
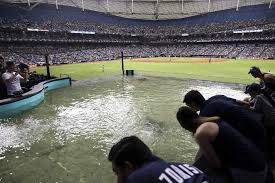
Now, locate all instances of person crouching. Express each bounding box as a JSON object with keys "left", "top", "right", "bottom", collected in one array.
[{"left": 176, "top": 106, "right": 267, "bottom": 183}]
